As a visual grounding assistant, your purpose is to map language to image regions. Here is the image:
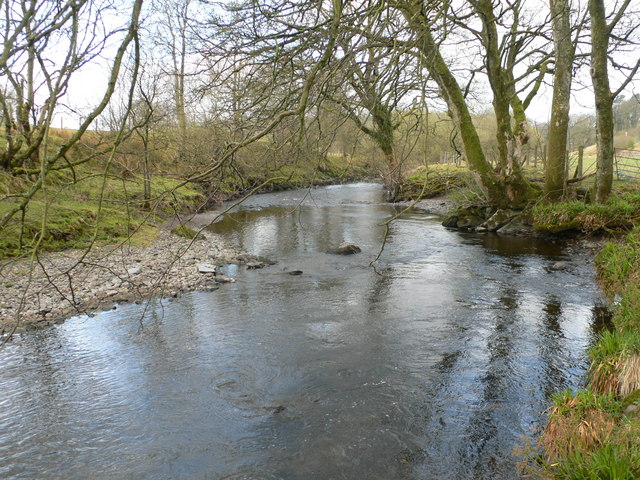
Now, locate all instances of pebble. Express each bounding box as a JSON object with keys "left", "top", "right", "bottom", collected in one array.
[{"left": 0, "top": 229, "right": 244, "bottom": 333}]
